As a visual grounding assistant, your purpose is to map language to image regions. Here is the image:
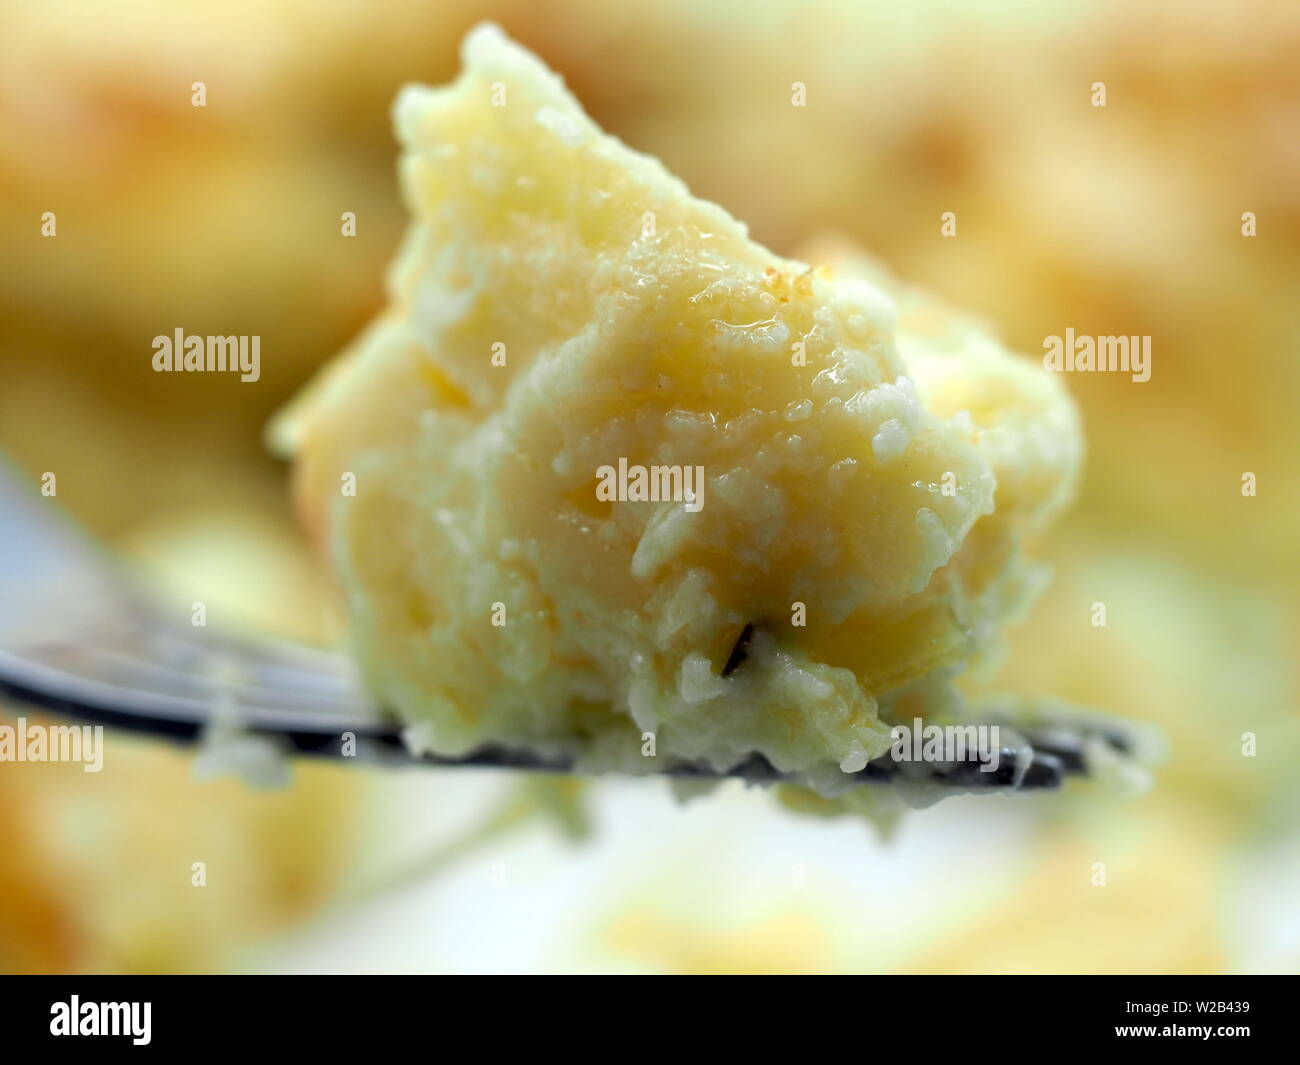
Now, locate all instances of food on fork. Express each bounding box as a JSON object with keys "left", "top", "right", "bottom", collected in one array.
[{"left": 274, "top": 25, "right": 1144, "bottom": 818}]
